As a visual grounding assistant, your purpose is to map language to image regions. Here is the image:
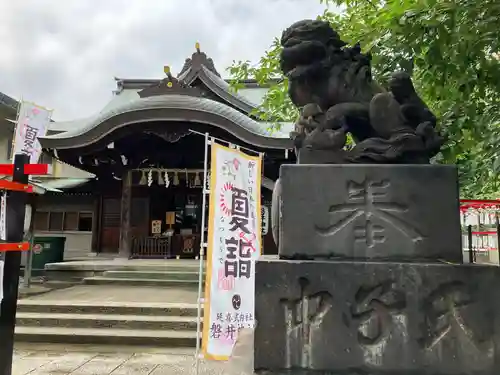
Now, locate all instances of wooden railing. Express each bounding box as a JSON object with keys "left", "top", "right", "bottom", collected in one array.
[
  {"left": 130, "top": 234, "right": 202, "bottom": 259},
  {"left": 131, "top": 236, "right": 172, "bottom": 258}
]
